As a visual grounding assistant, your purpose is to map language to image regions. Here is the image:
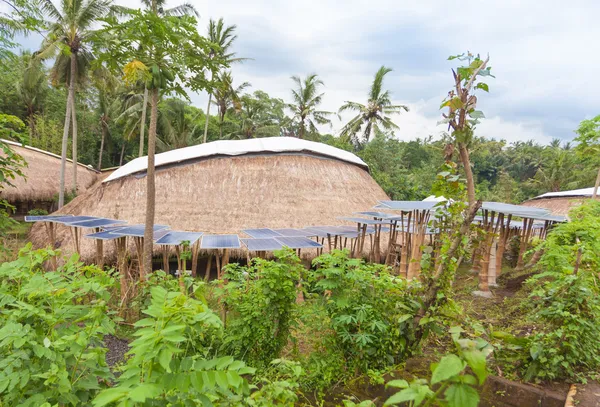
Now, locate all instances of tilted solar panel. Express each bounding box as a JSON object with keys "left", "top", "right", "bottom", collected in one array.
[
  {"left": 271, "top": 228, "right": 310, "bottom": 237},
  {"left": 52, "top": 215, "right": 98, "bottom": 224},
  {"left": 274, "top": 236, "right": 323, "bottom": 249},
  {"left": 24, "top": 215, "right": 68, "bottom": 222},
  {"left": 109, "top": 224, "right": 170, "bottom": 237},
  {"left": 241, "top": 238, "right": 285, "bottom": 251},
  {"left": 354, "top": 211, "right": 396, "bottom": 219},
  {"left": 85, "top": 231, "right": 125, "bottom": 240},
  {"left": 68, "top": 218, "right": 127, "bottom": 228},
  {"left": 155, "top": 231, "right": 204, "bottom": 245},
  {"left": 338, "top": 217, "right": 391, "bottom": 225},
  {"left": 481, "top": 202, "right": 549, "bottom": 216},
  {"left": 242, "top": 228, "right": 282, "bottom": 238},
  {"left": 201, "top": 234, "right": 241, "bottom": 249},
  {"left": 377, "top": 201, "right": 438, "bottom": 211}
]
